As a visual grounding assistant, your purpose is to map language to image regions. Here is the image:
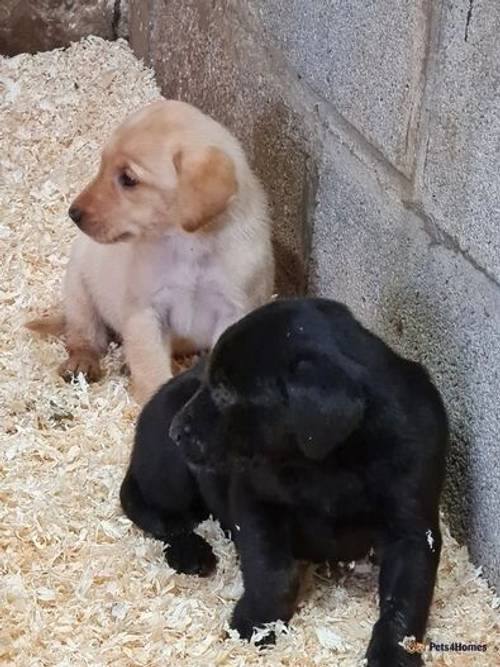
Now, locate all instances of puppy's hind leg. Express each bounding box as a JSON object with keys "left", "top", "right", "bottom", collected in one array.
[
  {"left": 366, "top": 521, "right": 441, "bottom": 667},
  {"left": 59, "top": 264, "right": 107, "bottom": 383}
]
